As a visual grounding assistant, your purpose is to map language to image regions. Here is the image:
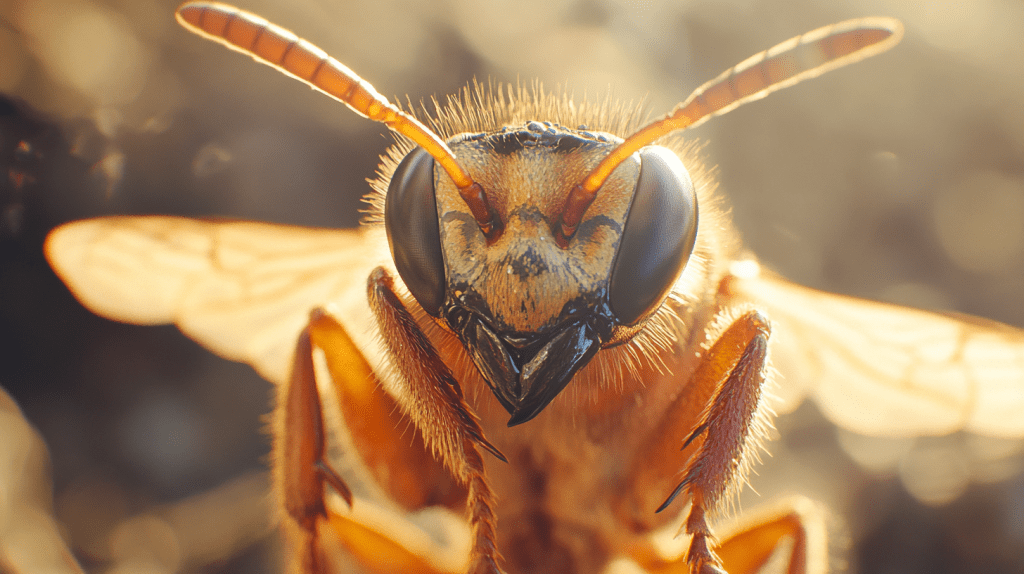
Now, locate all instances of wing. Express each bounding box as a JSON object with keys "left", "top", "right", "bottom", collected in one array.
[
  {"left": 46, "top": 216, "right": 475, "bottom": 571},
  {"left": 45, "top": 216, "right": 392, "bottom": 387},
  {"left": 728, "top": 269, "right": 1024, "bottom": 438}
]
